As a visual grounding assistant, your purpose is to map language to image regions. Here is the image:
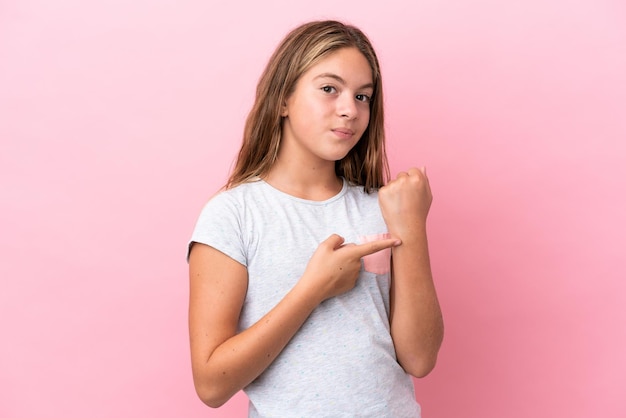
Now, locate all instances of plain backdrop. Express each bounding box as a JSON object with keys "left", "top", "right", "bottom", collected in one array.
[{"left": 1, "top": 0, "right": 625, "bottom": 417}]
